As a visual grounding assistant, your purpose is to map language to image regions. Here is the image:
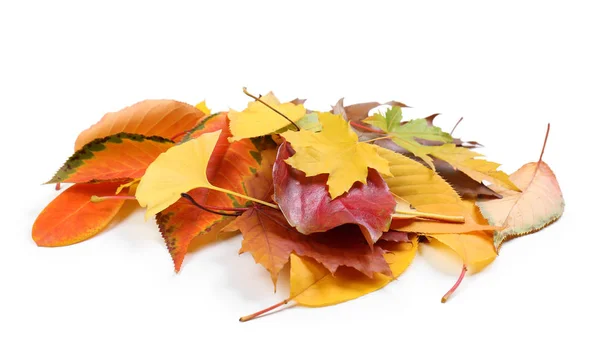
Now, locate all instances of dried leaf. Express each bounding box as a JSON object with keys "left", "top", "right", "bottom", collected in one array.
[
  {"left": 332, "top": 98, "right": 408, "bottom": 122},
  {"left": 477, "top": 161, "right": 564, "bottom": 249},
  {"left": 280, "top": 112, "right": 391, "bottom": 199},
  {"left": 155, "top": 116, "right": 270, "bottom": 271},
  {"left": 289, "top": 238, "right": 418, "bottom": 307},
  {"left": 75, "top": 100, "right": 207, "bottom": 150},
  {"left": 228, "top": 92, "right": 306, "bottom": 141},
  {"left": 273, "top": 142, "right": 395, "bottom": 244},
  {"left": 428, "top": 232, "right": 496, "bottom": 273},
  {"left": 48, "top": 133, "right": 173, "bottom": 184},
  {"left": 433, "top": 158, "right": 502, "bottom": 199},
  {"left": 237, "top": 208, "right": 391, "bottom": 286},
  {"left": 32, "top": 183, "right": 126, "bottom": 246},
  {"left": 376, "top": 146, "right": 496, "bottom": 234}
]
